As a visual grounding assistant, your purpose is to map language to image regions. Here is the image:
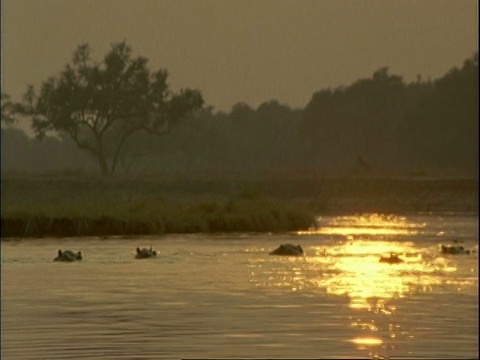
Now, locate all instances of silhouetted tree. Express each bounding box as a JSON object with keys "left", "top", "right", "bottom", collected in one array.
[
  {"left": 16, "top": 42, "right": 204, "bottom": 175},
  {"left": 397, "top": 52, "right": 478, "bottom": 174},
  {"left": 4, "top": 52, "right": 477, "bottom": 178}
]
